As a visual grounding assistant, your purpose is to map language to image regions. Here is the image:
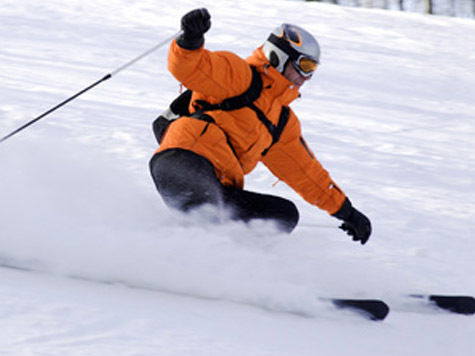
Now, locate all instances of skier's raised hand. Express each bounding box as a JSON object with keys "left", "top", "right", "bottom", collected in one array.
[{"left": 177, "top": 8, "right": 211, "bottom": 50}]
